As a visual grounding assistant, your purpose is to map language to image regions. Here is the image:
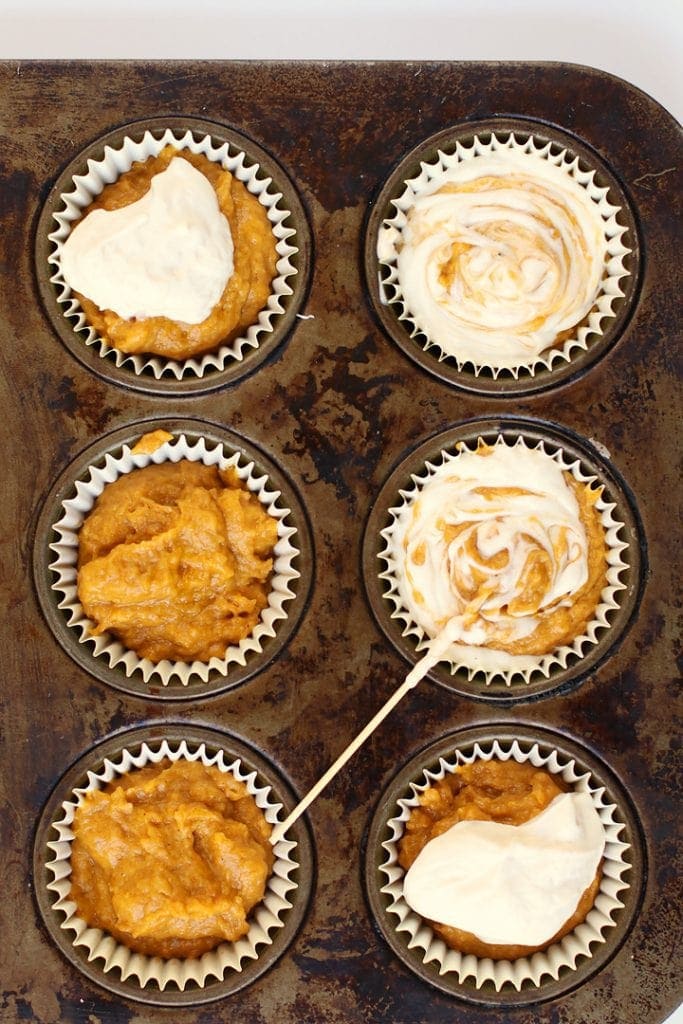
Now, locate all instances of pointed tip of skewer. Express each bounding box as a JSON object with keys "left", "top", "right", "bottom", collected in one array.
[
  {"left": 270, "top": 817, "right": 296, "bottom": 846},
  {"left": 270, "top": 822, "right": 287, "bottom": 846}
]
